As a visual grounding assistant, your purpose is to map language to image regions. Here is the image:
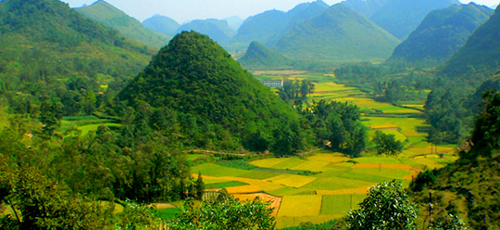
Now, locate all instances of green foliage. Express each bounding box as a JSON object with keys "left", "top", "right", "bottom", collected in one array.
[
  {"left": 442, "top": 5, "right": 500, "bottom": 77},
  {"left": 427, "top": 214, "right": 468, "bottom": 230},
  {"left": 469, "top": 90, "right": 500, "bottom": 158},
  {"left": 0, "top": 0, "right": 153, "bottom": 118},
  {"left": 373, "top": 130, "right": 404, "bottom": 156},
  {"left": 169, "top": 195, "right": 275, "bottom": 230},
  {"left": 274, "top": 4, "right": 400, "bottom": 61},
  {"left": 302, "top": 100, "right": 367, "bottom": 157},
  {"left": 118, "top": 31, "right": 309, "bottom": 155},
  {"left": 389, "top": 4, "right": 493, "bottom": 66},
  {"left": 238, "top": 42, "right": 292, "bottom": 70},
  {"left": 410, "top": 170, "right": 437, "bottom": 192},
  {"left": 280, "top": 219, "right": 338, "bottom": 230},
  {"left": 76, "top": 0, "right": 172, "bottom": 49},
  {"left": 346, "top": 180, "right": 418, "bottom": 230}
]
